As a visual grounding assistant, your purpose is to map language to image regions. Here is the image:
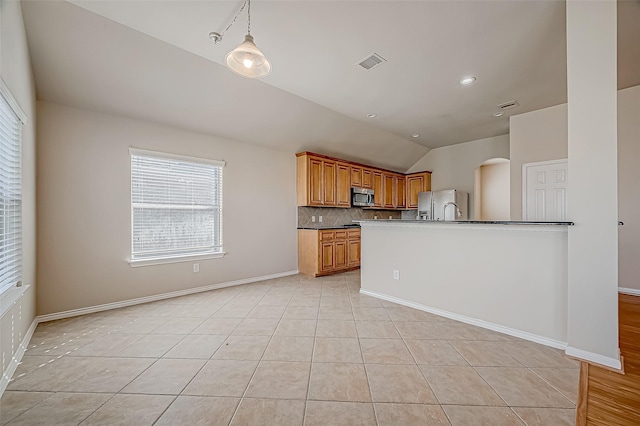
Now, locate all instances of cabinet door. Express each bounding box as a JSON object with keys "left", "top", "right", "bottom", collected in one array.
[
  {"left": 406, "top": 175, "right": 424, "bottom": 209},
  {"left": 308, "top": 158, "right": 324, "bottom": 206},
  {"left": 350, "top": 166, "right": 362, "bottom": 188},
  {"left": 323, "top": 161, "right": 336, "bottom": 206},
  {"left": 362, "top": 168, "right": 374, "bottom": 189},
  {"left": 335, "top": 240, "right": 348, "bottom": 270},
  {"left": 321, "top": 242, "right": 335, "bottom": 272},
  {"left": 383, "top": 174, "right": 396, "bottom": 209},
  {"left": 336, "top": 163, "right": 351, "bottom": 207},
  {"left": 348, "top": 239, "right": 361, "bottom": 267},
  {"left": 373, "top": 172, "right": 384, "bottom": 208},
  {"left": 396, "top": 176, "right": 406, "bottom": 209}
]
